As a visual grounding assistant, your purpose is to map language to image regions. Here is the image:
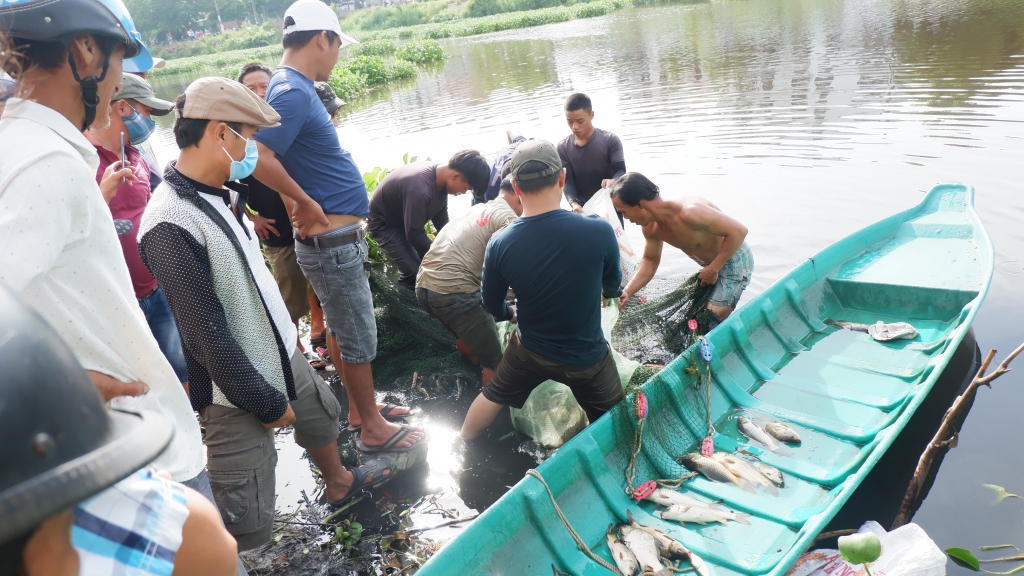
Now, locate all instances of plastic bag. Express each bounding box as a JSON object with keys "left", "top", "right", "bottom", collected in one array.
[
  {"left": 506, "top": 304, "right": 640, "bottom": 449},
  {"left": 583, "top": 189, "right": 638, "bottom": 278},
  {"left": 787, "top": 521, "right": 946, "bottom": 576}
]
